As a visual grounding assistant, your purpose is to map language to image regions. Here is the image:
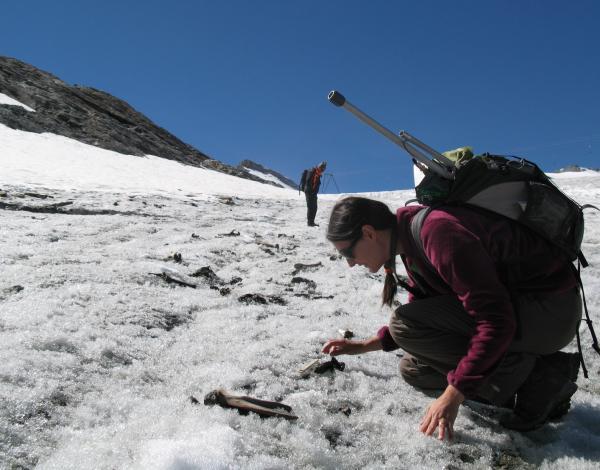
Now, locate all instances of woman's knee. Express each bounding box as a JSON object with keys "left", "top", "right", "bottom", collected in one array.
[
  {"left": 388, "top": 306, "right": 426, "bottom": 347},
  {"left": 399, "top": 355, "right": 447, "bottom": 390},
  {"left": 388, "top": 314, "right": 412, "bottom": 345}
]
